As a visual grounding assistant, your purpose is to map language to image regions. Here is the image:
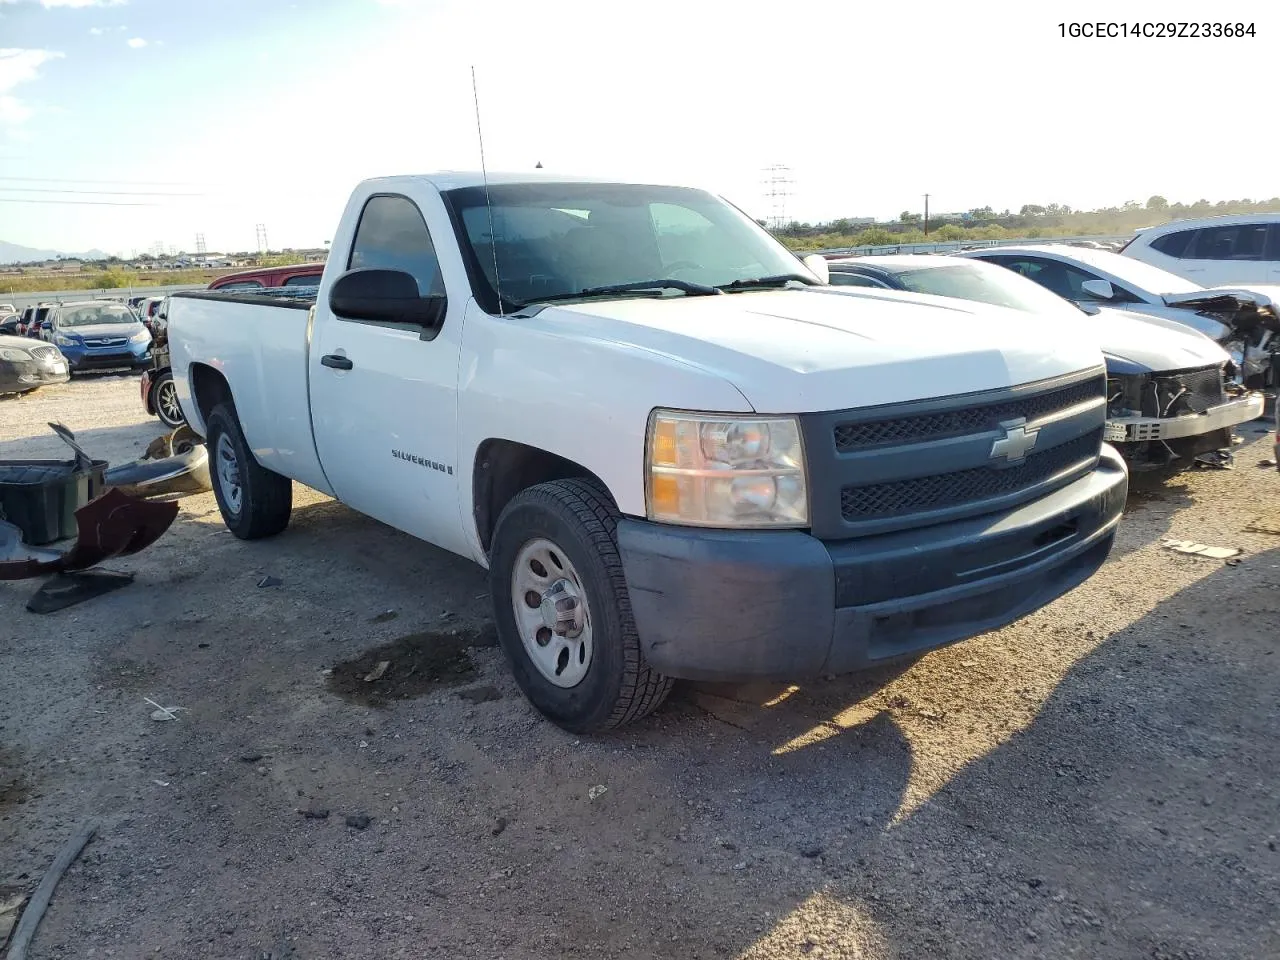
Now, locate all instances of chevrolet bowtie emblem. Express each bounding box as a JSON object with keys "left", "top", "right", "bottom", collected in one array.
[{"left": 990, "top": 418, "right": 1039, "bottom": 462}]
